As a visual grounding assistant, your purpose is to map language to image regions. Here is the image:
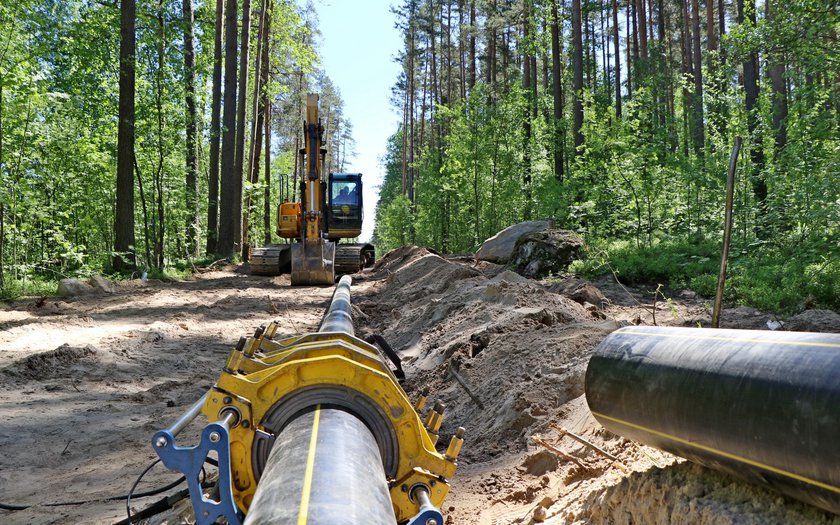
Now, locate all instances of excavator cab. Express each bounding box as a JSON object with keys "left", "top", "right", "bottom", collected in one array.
[{"left": 327, "top": 173, "right": 363, "bottom": 239}]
